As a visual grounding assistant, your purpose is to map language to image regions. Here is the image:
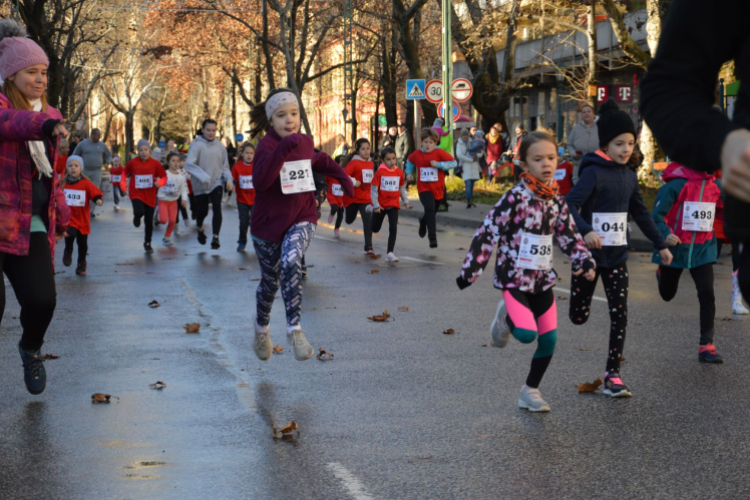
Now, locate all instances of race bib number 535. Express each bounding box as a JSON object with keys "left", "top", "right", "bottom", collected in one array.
[
  {"left": 280, "top": 160, "right": 315, "bottom": 194},
  {"left": 517, "top": 232, "right": 553, "bottom": 270},
  {"left": 592, "top": 212, "right": 628, "bottom": 246}
]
